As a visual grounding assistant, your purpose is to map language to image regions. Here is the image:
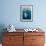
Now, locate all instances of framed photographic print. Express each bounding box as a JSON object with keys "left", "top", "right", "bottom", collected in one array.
[{"left": 20, "top": 5, "right": 33, "bottom": 22}]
